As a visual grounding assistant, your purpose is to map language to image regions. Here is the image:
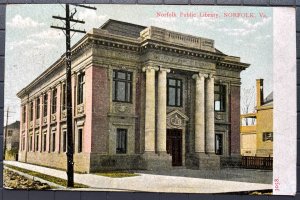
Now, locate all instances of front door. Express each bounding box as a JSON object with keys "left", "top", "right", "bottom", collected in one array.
[{"left": 167, "top": 129, "right": 182, "bottom": 166}]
